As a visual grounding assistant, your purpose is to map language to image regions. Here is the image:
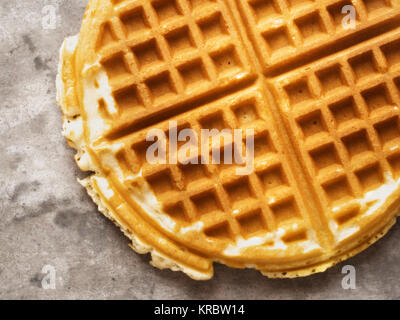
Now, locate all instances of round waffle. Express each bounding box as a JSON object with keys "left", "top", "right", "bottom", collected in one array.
[{"left": 57, "top": 0, "right": 400, "bottom": 279}]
